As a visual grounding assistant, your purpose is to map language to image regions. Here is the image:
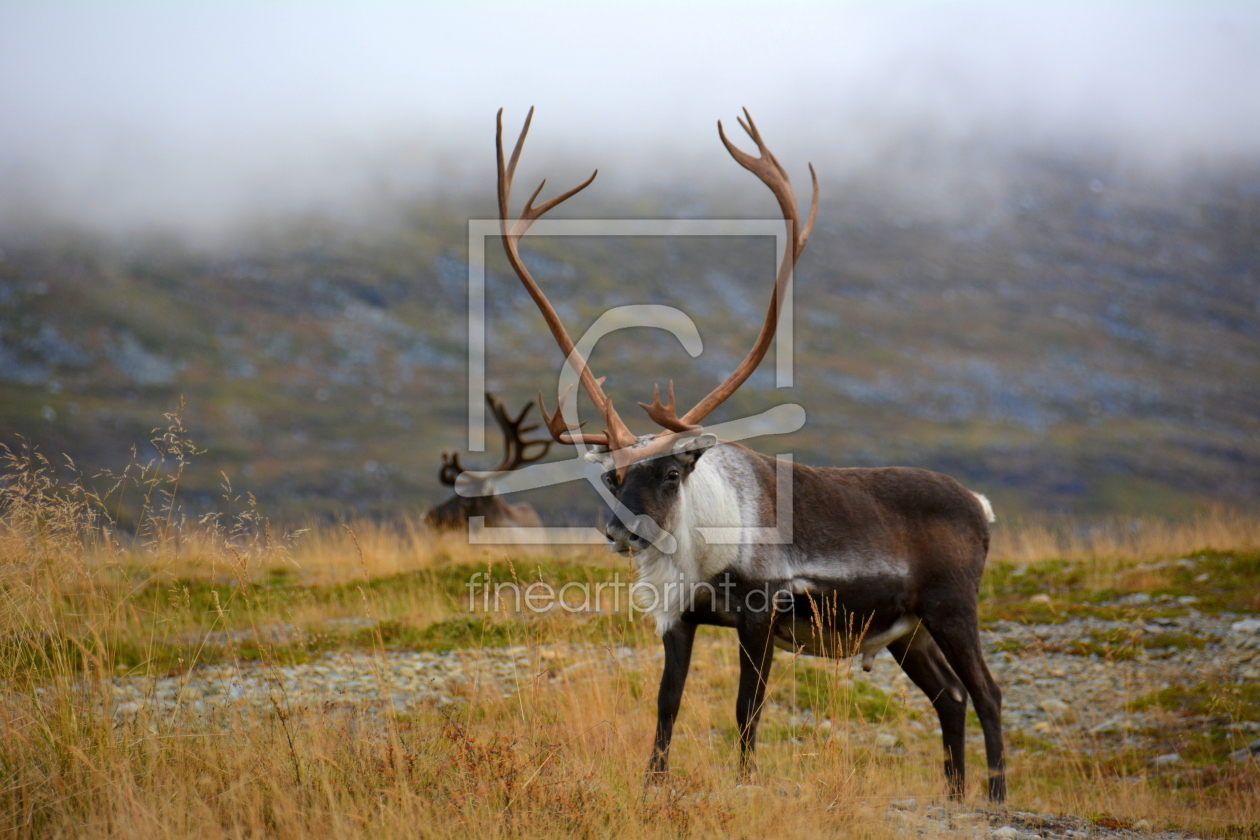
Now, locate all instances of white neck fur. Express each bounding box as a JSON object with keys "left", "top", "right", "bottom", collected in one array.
[{"left": 632, "top": 452, "right": 743, "bottom": 634}]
